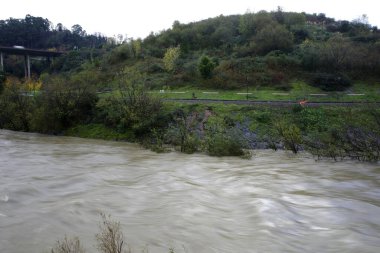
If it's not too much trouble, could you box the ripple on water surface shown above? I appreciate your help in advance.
[0,129,379,253]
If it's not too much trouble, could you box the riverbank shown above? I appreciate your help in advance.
[64,102,380,161]
[0,79,379,161]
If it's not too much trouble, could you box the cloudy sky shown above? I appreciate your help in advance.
[1,0,379,39]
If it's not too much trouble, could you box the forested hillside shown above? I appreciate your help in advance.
[1,10,379,91]
[136,10,380,91]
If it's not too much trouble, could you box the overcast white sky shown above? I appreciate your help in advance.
[1,0,379,39]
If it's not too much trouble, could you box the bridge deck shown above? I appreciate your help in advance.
[0,46,64,57]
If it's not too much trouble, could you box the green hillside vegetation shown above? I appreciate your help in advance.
[48,10,380,93]
[0,10,379,160]
[1,11,380,95]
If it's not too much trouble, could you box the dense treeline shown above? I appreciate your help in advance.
[0,14,107,50]
[40,9,378,92]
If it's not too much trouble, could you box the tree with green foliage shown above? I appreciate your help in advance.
[311,73,351,91]
[71,24,86,36]
[0,81,34,131]
[284,12,306,28]
[204,117,249,157]
[253,23,294,55]
[108,44,132,64]
[98,67,162,135]
[239,11,275,38]
[323,34,355,70]
[166,109,200,154]
[30,74,98,133]
[252,11,276,31]
[274,121,302,153]
[298,39,322,71]
[131,38,142,58]
[239,12,256,37]
[198,56,216,79]
[273,6,285,24]
[163,46,181,72]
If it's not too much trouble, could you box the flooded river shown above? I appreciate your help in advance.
[0,130,379,253]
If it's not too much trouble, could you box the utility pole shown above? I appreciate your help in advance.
[27,54,31,79]
[0,52,3,72]
[24,54,31,79]
[246,76,249,100]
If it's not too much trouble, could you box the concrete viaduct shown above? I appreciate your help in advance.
[0,46,64,79]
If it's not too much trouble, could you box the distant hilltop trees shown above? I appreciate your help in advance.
[0,14,107,50]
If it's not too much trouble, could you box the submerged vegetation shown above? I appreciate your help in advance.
[50,214,176,253]
[0,10,379,161]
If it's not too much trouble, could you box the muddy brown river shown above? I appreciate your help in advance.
[0,130,379,252]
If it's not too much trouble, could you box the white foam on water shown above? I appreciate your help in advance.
[0,194,9,202]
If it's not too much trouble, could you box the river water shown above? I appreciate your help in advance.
[0,130,379,253]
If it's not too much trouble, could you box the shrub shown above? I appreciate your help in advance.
[304,129,346,160]
[254,111,272,124]
[53,50,87,72]
[50,214,177,253]
[97,67,162,135]
[108,44,132,64]
[253,23,294,55]
[265,50,300,70]
[96,97,126,131]
[141,128,169,153]
[274,121,302,153]
[296,108,327,132]
[51,236,86,253]
[96,213,125,253]
[198,55,216,79]
[65,124,134,141]
[343,127,380,161]
[147,63,164,73]
[204,120,249,157]
[165,109,200,154]
[181,134,200,154]
[311,73,351,91]
[304,126,380,161]
[205,131,247,156]
[0,83,34,131]
[31,76,98,133]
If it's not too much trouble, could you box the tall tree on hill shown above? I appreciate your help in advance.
[323,34,355,70]
[163,46,181,72]
[198,56,216,79]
